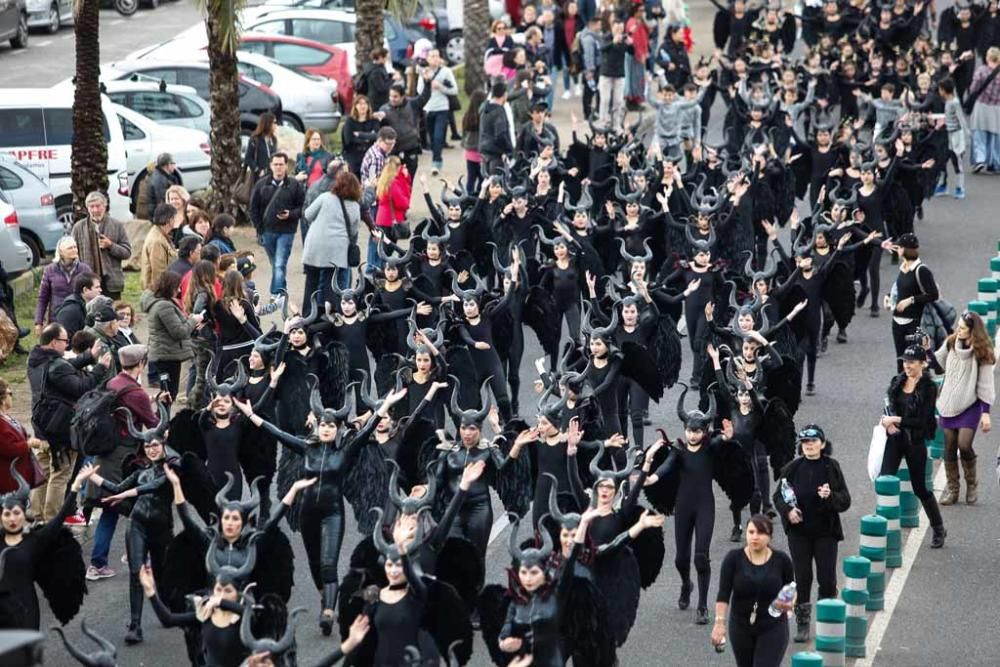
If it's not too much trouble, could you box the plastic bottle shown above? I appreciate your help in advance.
[779,478,798,509]
[769,581,797,618]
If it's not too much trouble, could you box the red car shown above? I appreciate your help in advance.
[238,34,355,109]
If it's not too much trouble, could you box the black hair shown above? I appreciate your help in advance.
[73,271,99,296]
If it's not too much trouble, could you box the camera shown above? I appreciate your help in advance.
[158,372,170,393]
[904,328,927,345]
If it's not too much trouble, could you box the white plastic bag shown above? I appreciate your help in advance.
[868,424,887,482]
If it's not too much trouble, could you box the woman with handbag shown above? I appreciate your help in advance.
[371,156,412,274]
[927,311,996,506]
[303,171,363,308]
[0,379,39,494]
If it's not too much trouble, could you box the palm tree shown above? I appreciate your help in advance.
[355,0,385,71]
[70,0,108,218]
[464,0,490,95]
[200,0,246,215]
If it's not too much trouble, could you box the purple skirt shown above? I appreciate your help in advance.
[939,400,987,431]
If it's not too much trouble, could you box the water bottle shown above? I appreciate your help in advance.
[779,478,798,509]
[714,637,727,654]
[768,582,797,618]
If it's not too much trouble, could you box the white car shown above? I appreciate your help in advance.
[102,80,212,135]
[25,0,72,34]
[111,104,212,199]
[0,192,34,276]
[231,51,341,132]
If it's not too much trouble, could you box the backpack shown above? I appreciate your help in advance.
[71,382,143,456]
[353,66,370,97]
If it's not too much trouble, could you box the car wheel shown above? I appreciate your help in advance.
[282,114,304,132]
[20,233,43,267]
[445,31,464,65]
[47,3,60,34]
[11,14,28,48]
[56,203,75,229]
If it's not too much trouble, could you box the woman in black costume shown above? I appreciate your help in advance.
[234,383,408,634]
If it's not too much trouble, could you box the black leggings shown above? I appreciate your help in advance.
[798,305,822,385]
[505,321,524,414]
[126,519,170,627]
[617,377,649,448]
[748,440,772,515]
[674,497,714,609]
[685,308,709,383]
[786,533,838,605]
[859,245,883,310]
[472,350,512,421]
[943,427,978,462]
[880,431,943,527]
[300,504,346,610]
[728,618,789,667]
[450,494,492,587]
[549,303,581,370]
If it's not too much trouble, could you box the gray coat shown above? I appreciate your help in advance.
[139,291,197,362]
[302,193,359,269]
[70,215,132,295]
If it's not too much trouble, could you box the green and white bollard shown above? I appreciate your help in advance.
[969,300,991,338]
[875,475,902,568]
[898,461,919,528]
[978,279,998,336]
[927,427,944,460]
[860,514,888,611]
[842,556,871,658]
[815,598,847,666]
[991,256,1000,282]
[791,652,824,667]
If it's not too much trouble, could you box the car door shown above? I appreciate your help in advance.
[128,91,191,129]
[117,112,151,178]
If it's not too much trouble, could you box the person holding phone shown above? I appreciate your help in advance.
[249,153,305,300]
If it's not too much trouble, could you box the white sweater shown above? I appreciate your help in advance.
[934,341,996,417]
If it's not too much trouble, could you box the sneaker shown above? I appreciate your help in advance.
[86,565,116,581]
[64,512,86,526]
[806,383,815,396]
[933,183,948,197]
[730,525,742,542]
[124,624,143,645]
[973,163,986,173]
[121,553,128,565]
[954,187,966,199]
[561,90,572,100]
[430,166,440,176]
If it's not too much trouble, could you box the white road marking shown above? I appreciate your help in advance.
[488,513,510,545]
[110,19,124,25]
[855,461,947,666]
[37,40,52,47]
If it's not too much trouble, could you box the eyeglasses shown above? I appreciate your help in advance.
[55,338,69,343]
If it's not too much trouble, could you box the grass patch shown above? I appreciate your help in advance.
[0,270,143,385]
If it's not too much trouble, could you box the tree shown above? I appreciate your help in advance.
[464,0,490,95]
[70,0,108,219]
[355,0,385,72]
[200,0,246,216]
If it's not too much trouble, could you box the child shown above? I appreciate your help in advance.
[935,78,969,199]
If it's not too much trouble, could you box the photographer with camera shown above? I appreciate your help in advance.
[884,233,939,372]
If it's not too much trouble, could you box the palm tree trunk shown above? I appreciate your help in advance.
[355,0,385,71]
[464,0,489,95]
[205,12,242,216]
[71,0,108,219]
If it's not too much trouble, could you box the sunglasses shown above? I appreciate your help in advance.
[798,429,822,439]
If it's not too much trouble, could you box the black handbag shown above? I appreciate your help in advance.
[389,198,411,240]
[338,195,362,267]
[30,361,73,442]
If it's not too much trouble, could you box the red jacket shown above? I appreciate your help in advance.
[375,171,412,229]
[0,414,33,493]
[107,373,158,438]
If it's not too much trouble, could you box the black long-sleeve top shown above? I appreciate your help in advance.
[772,454,851,540]
[716,548,794,628]
[886,372,938,442]
[893,262,938,322]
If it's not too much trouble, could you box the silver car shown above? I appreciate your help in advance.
[0,191,34,277]
[102,80,212,135]
[0,153,64,266]
[25,0,72,33]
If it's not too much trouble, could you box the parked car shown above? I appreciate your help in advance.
[112,104,212,204]
[0,192,34,276]
[236,34,353,109]
[0,0,29,48]
[102,79,212,134]
[430,0,509,65]
[99,59,284,136]
[232,51,341,132]
[25,0,72,33]
[0,153,63,266]
[0,88,131,225]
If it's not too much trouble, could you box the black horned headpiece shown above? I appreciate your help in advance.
[330,271,366,305]
[207,352,248,398]
[618,237,653,265]
[309,375,353,424]
[215,472,264,521]
[613,177,644,205]
[537,389,568,424]
[420,218,452,245]
[588,441,638,485]
[451,270,488,304]
[828,179,859,209]
[676,382,716,431]
[371,506,428,562]
[508,513,553,568]
[744,250,779,285]
[685,222,717,254]
[0,461,30,511]
[792,224,815,258]
[387,460,437,516]
[121,400,171,445]
[564,186,593,214]
[51,622,117,667]
[406,316,445,354]
[252,325,282,363]
[544,473,581,530]
[287,291,320,332]
[206,530,259,586]
[581,300,619,342]
[239,586,305,657]
[378,238,414,268]
[449,375,493,427]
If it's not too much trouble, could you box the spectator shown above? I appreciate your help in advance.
[971,47,1000,172]
[27,323,111,523]
[208,214,237,255]
[462,90,488,194]
[486,19,515,58]
[379,82,431,178]
[185,260,220,410]
[624,2,649,109]
[557,1,584,100]
[244,111,279,182]
[54,271,102,339]
[296,129,335,190]
[140,271,202,404]
[180,210,212,243]
[517,100,560,155]
[115,301,141,346]
[517,4,539,33]
[180,244,222,303]
[84,304,127,377]
[68,329,97,360]
[305,158,346,211]
[85,343,162,583]
[479,82,514,177]
[416,48,459,176]
[359,48,393,111]
[360,127,397,194]
[343,95,383,178]
[35,237,93,334]
[70,191,131,300]
[147,154,182,221]
[0,378,35,494]
[167,236,202,278]
[249,152,305,299]
[579,15,603,120]
[372,156,412,272]
[598,19,634,130]
[165,185,192,246]
[304,170,362,303]
[140,204,179,291]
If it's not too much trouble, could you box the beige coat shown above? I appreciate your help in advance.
[140,226,177,291]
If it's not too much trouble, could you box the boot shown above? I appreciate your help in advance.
[940,460,960,505]
[124,623,143,645]
[678,579,693,610]
[319,582,338,636]
[930,524,947,548]
[961,457,978,504]
[793,603,812,643]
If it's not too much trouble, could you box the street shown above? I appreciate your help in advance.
[3,3,998,666]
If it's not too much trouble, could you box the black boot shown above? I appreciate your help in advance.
[696,607,709,625]
[836,328,847,343]
[124,623,143,645]
[678,579,692,610]
[794,603,812,643]
[319,582,338,635]
[931,524,947,548]
[125,572,144,644]
[730,525,742,542]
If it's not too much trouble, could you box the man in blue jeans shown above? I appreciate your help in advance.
[249,152,305,299]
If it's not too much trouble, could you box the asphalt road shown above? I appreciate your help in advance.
[5,3,998,666]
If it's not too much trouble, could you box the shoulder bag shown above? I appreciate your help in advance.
[432,68,461,112]
[337,195,362,268]
[389,196,411,241]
